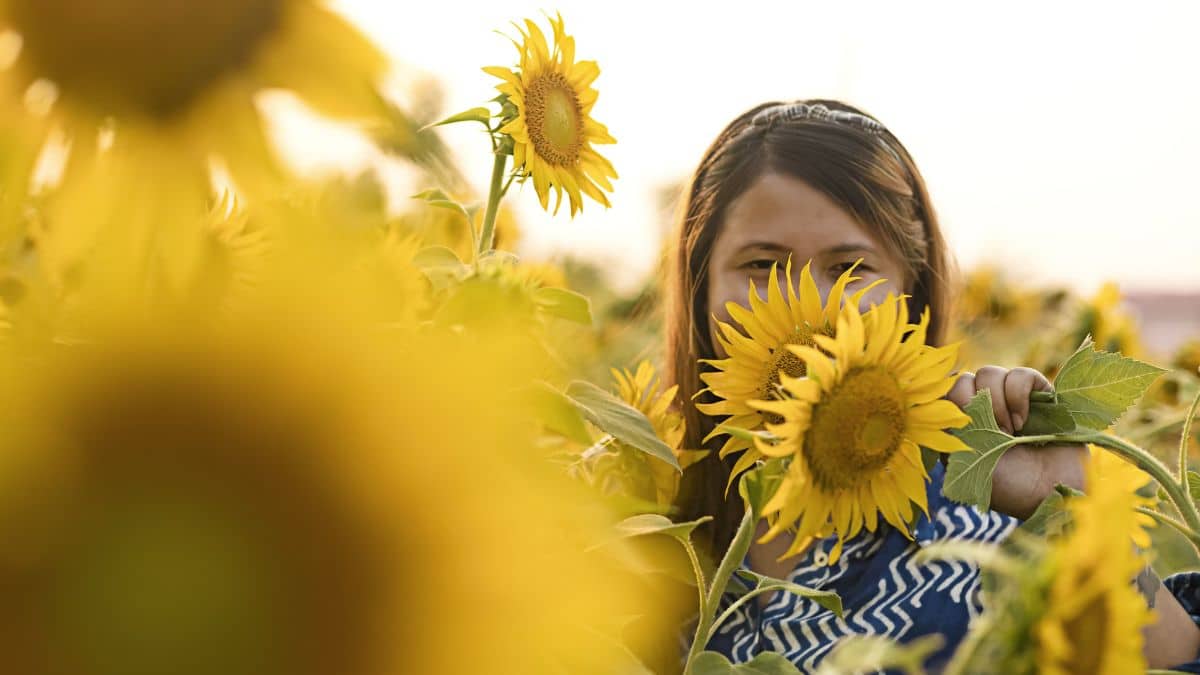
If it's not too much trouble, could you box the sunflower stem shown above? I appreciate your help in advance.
[683,508,755,674]
[1178,388,1200,490]
[477,151,508,258]
[1087,431,1200,545]
[1135,506,1200,549]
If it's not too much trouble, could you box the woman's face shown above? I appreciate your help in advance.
[706,172,909,356]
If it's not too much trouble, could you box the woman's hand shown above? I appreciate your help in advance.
[947,366,1085,520]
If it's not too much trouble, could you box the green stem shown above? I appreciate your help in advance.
[683,508,755,674]
[476,152,508,257]
[706,586,774,647]
[1088,431,1200,540]
[683,542,708,624]
[1136,506,1200,548]
[1180,389,1200,485]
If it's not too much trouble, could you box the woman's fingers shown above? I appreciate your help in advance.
[1003,367,1053,432]
[973,366,1013,433]
[947,372,977,409]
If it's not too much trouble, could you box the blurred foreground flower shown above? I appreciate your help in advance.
[0,0,387,289]
[486,14,616,216]
[943,451,1154,675]
[0,303,649,675]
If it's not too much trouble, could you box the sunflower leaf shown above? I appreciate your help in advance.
[739,458,786,520]
[527,381,592,444]
[611,513,712,545]
[815,634,944,675]
[565,380,681,471]
[426,106,492,129]
[692,651,804,675]
[1188,470,1200,502]
[410,188,471,220]
[1052,337,1165,430]
[733,569,843,617]
[943,389,1017,510]
[1017,484,1076,538]
[1021,398,1078,435]
[412,245,470,290]
[534,287,593,325]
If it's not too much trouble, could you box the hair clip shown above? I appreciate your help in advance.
[751,103,886,135]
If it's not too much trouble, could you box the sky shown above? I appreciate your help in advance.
[269,1,1200,294]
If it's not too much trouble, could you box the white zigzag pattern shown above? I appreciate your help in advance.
[720,500,1018,670]
[717,496,1021,670]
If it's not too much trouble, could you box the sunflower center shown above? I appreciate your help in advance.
[1059,589,1108,675]
[525,72,583,166]
[10,0,284,119]
[759,325,818,424]
[803,367,906,491]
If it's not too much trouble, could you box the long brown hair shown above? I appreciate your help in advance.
[665,99,955,557]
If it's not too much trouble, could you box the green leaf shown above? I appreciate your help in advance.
[1017,485,1075,538]
[738,458,786,519]
[612,513,712,545]
[733,569,843,617]
[692,651,803,675]
[533,287,593,325]
[1053,337,1165,430]
[410,188,470,219]
[412,245,469,290]
[565,380,681,472]
[1021,399,1078,435]
[943,390,1017,510]
[1188,470,1200,502]
[815,634,944,675]
[427,106,492,128]
[527,381,592,445]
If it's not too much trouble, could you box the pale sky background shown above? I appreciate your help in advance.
[269,1,1200,294]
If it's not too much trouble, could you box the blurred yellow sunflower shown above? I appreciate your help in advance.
[0,313,650,675]
[1087,445,1156,548]
[0,0,387,289]
[485,14,616,216]
[1033,450,1153,675]
[752,294,970,562]
[587,361,708,508]
[698,259,879,482]
[1081,282,1143,358]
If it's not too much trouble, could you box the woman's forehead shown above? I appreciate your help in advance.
[719,173,877,254]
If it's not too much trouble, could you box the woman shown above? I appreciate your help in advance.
[664,99,1200,670]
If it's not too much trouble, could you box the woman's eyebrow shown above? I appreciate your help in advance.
[736,241,791,253]
[823,243,877,255]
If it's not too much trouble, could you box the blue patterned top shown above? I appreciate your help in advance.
[704,462,1200,672]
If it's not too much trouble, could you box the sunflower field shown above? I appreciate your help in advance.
[0,5,1197,675]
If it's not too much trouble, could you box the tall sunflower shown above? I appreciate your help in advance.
[751,294,970,562]
[698,259,881,483]
[0,0,387,289]
[1031,450,1154,675]
[485,14,616,216]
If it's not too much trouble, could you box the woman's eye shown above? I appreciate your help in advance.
[742,258,777,271]
[831,261,872,276]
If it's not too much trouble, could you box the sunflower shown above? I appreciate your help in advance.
[1032,450,1154,675]
[698,259,881,483]
[1087,445,1157,548]
[0,310,649,675]
[750,294,970,562]
[586,361,709,507]
[1079,282,1143,358]
[485,14,616,216]
[0,0,387,289]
